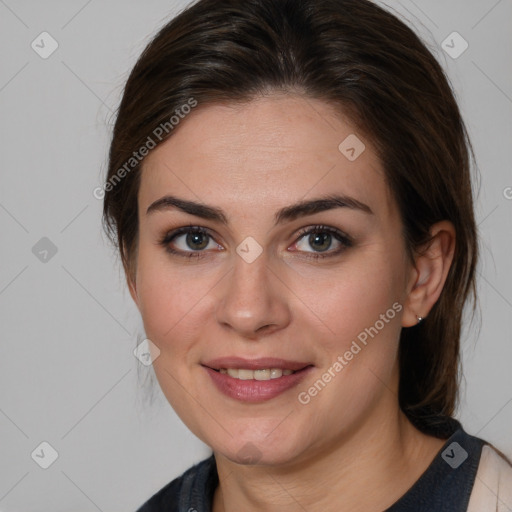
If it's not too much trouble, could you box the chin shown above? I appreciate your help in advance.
[212,431,307,467]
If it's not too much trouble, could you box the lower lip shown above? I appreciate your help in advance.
[203,366,313,403]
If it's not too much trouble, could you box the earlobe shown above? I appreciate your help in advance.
[402,221,456,328]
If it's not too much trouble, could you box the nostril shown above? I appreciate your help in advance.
[255,323,276,334]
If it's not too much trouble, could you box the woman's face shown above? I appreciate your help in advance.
[131,94,417,465]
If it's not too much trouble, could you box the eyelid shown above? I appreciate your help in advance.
[158,225,224,257]
[289,224,353,257]
[160,225,207,242]
[293,224,353,244]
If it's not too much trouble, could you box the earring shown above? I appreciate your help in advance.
[416,315,424,324]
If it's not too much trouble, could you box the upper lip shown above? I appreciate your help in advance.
[202,357,313,371]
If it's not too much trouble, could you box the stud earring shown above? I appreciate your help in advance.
[416,315,424,324]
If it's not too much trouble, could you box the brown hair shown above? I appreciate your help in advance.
[103,0,478,436]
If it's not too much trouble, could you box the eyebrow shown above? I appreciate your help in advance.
[146,194,373,224]
[147,195,228,223]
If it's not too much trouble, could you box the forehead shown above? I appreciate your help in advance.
[139,94,394,220]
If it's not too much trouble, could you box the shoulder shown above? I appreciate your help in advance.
[467,444,512,511]
[135,454,217,512]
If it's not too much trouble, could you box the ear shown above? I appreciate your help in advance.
[402,220,456,327]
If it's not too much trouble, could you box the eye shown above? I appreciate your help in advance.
[159,226,223,256]
[290,225,352,257]
[300,231,334,252]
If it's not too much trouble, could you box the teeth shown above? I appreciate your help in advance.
[254,369,270,380]
[238,369,253,380]
[270,368,282,379]
[218,368,295,380]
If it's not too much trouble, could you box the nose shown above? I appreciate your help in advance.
[215,252,291,339]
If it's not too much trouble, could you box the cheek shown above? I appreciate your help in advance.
[291,263,404,428]
[133,251,217,419]
[286,250,406,415]
[135,247,216,346]
[291,254,404,343]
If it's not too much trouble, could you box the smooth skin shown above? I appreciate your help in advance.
[128,93,456,511]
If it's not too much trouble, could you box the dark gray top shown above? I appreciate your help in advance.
[136,419,485,512]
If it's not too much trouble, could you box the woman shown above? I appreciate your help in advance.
[102,0,512,510]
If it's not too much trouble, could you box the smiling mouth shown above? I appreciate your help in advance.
[205,362,314,382]
[203,360,314,402]
[214,368,296,380]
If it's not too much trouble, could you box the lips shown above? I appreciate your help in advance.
[202,357,314,402]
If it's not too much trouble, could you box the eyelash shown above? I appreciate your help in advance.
[158,224,353,260]
[293,225,353,260]
[158,226,215,260]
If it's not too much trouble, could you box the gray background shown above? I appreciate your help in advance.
[0,0,511,510]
